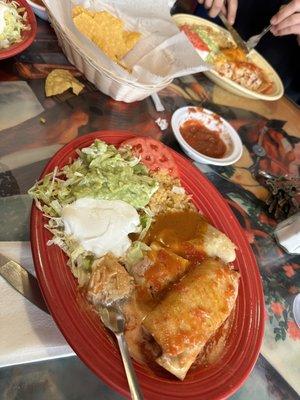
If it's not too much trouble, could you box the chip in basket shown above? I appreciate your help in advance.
[45,69,84,97]
[72,6,141,63]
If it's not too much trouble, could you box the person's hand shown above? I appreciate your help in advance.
[271,0,300,41]
[197,0,238,25]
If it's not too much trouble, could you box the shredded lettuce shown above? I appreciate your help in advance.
[138,213,152,241]
[45,217,94,286]
[192,26,219,54]
[124,241,150,270]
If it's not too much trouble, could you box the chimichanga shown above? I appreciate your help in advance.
[180,223,236,264]
[142,258,239,380]
[131,242,190,299]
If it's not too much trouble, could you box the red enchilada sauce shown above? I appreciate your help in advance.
[180,119,226,158]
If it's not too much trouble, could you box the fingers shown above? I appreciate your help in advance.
[208,0,224,18]
[199,0,237,24]
[203,0,214,11]
[270,0,300,37]
[271,0,300,25]
[271,13,300,35]
[274,12,300,30]
[226,0,238,24]
[272,24,300,36]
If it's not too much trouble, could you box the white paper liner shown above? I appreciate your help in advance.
[43,0,210,85]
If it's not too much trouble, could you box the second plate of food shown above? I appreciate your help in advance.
[30,131,264,400]
[173,14,283,101]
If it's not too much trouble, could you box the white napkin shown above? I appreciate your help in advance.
[0,241,75,368]
[274,212,300,254]
[0,82,44,131]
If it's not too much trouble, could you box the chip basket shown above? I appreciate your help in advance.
[46,9,173,102]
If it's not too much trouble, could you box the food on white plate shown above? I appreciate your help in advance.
[0,0,30,49]
[180,23,273,94]
[180,24,221,60]
[29,137,239,379]
[213,48,273,93]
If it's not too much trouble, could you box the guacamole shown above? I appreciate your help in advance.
[29,139,159,216]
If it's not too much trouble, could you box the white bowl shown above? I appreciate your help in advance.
[171,106,243,166]
[27,0,48,21]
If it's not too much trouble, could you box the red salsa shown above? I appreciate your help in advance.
[180,119,227,159]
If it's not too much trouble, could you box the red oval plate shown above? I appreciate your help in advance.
[31,131,265,400]
[0,0,37,60]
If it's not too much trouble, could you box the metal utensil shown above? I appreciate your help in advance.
[0,253,49,314]
[99,305,144,400]
[246,25,272,51]
[219,13,249,54]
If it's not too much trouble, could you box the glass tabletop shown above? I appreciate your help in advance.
[0,17,299,400]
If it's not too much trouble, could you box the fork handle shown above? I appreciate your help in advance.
[116,332,144,400]
[259,24,272,38]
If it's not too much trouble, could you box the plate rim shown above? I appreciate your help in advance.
[30,130,265,400]
[172,13,284,101]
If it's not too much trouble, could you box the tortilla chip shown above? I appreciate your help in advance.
[93,11,123,30]
[45,69,84,97]
[73,13,96,41]
[72,7,141,63]
[72,5,94,18]
[123,31,140,49]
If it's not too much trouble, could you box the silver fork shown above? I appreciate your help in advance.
[246,25,272,51]
[98,305,144,400]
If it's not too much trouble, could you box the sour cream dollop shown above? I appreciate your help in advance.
[61,198,140,258]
